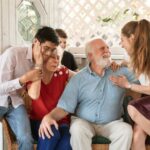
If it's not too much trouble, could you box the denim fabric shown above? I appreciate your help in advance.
[30,119,71,150]
[0,104,33,150]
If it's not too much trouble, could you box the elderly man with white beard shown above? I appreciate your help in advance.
[38,38,140,150]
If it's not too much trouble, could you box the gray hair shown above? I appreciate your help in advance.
[85,37,102,60]
[85,41,93,57]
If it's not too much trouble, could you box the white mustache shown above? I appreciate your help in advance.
[96,57,111,68]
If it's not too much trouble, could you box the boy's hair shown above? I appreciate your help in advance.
[35,26,59,45]
[55,29,68,39]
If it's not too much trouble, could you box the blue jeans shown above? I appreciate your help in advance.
[30,120,72,150]
[0,105,33,150]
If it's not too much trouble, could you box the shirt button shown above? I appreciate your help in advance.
[96,114,98,116]
[98,102,100,104]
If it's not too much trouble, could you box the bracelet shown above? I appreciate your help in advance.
[34,63,43,67]
[34,66,42,70]
[34,64,42,70]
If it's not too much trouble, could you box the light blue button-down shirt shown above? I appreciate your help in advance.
[57,65,139,124]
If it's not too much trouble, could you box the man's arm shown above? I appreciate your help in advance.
[0,49,21,94]
[39,107,69,139]
[39,74,79,139]
[0,42,42,96]
[0,67,42,95]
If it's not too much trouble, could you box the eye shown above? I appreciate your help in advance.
[57,56,60,60]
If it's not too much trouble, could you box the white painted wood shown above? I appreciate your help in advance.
[44,0,50,26]
[16,0,25,45]
[53,0,59,28]
[40,0,45,6]
[2,0,9,51]
[30,0,48,25]
[18,0,48,25]
[9,0,16,46]
[0,0,2,54]
[49,0,54,27]
[48,0,59,28]
[0,0,59,52]
[16,0,22,8]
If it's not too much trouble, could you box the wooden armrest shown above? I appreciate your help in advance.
[2,119,16,150]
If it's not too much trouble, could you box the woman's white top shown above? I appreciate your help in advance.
[139,74,150,86]
[123,51,150,86]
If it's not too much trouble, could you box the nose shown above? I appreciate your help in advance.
[107,49,110,53]
[105,47,111,56]
[54,57,59,63]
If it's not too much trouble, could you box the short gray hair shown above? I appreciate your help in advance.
[85,40,93,57]
[85,37,102,57]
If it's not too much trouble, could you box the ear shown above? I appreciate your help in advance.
[33,38,40,44]
[130,34,135,41]
[87,52,93,61]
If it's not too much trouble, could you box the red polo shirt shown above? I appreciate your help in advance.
[30,66,70,125]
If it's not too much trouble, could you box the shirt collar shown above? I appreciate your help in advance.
[87,63,93,74]
[86,63,106,77]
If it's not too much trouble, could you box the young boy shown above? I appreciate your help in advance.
[55,29,78,71]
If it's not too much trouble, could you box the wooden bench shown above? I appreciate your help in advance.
[2,95,150,150]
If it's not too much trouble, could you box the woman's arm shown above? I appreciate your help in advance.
[110,75,150,95]
[129,83,150,95]
[27,77,41,100]
[27,67,42,100]
[28,41,43,99]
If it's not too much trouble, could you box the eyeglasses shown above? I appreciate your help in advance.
[42,46,56,56]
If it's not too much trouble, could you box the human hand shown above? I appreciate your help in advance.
[19,69,42,84]
[110,61,120,72]
[39,114,58,139]
[109,75,131,89]
[33,40,43,66]
[17,88,27,98]
[120,60,129,67]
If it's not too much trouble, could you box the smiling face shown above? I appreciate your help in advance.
[88,39,111,68]
[59,37,67,49]
[120,33,134,56]
[45,50,60,73]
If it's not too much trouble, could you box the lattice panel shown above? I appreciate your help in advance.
[58,0,150,47]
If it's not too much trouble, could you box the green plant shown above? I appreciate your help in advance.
[97,8,139,25]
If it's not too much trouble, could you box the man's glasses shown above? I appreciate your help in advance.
[42,46,56,56]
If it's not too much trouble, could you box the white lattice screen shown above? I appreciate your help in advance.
[58,0,150,47]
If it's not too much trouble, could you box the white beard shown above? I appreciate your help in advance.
[96,57,111,68]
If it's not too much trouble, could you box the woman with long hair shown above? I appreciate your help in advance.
[110,19,150,150]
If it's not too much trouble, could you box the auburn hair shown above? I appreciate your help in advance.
[122,19,150,79]
[55,29,68,39]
